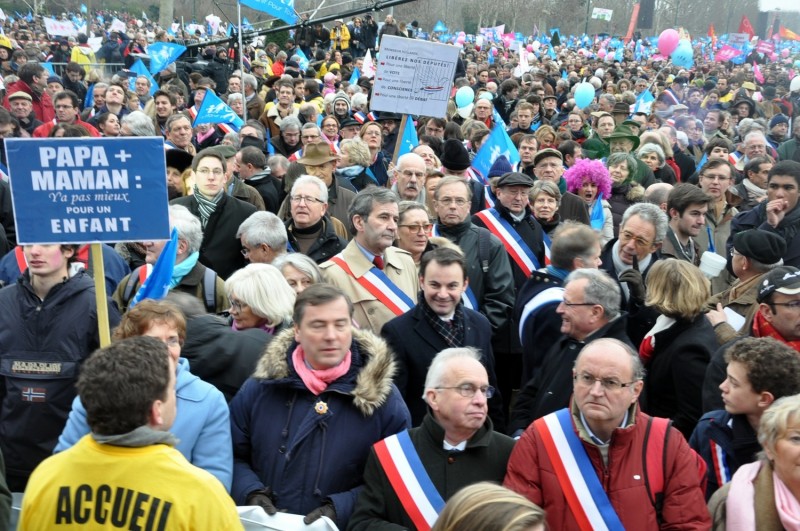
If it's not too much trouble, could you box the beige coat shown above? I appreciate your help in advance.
[321,240,419,333]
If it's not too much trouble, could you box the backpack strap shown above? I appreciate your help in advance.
[477,227,491,273]
[642,416,671,526]
[202,267,218,313]
[121,265,148,309]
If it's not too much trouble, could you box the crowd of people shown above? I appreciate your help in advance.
[1,6,800,530]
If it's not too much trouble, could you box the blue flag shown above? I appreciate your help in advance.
[633,88,654,114]
[396,115,418,158]
[239,0,297,25]
[41,62,56,76]
[80,3,87,13]
[242,17,253,31]
[590,192,605,230]
[130,227,178,308]
[547,46,556,59]
[265,125,275,155]
[349,67,361,85]
[295,47,309,70]
[147,42,187,75]
[433,20,447,32]
[471,123,520,179]
[193,89,243,132]
[696,153,708,172]
[84,83,94,110]
[129,59,159,95]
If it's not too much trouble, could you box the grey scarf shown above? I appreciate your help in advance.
[93,425,180,448]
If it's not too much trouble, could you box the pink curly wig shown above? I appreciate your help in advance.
[564,158,612,199]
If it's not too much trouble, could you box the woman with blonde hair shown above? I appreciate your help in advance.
[225,263,295,333]
[431,482,545,531]
[639,259,719,438]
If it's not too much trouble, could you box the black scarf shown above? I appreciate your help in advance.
[420,295,465,347]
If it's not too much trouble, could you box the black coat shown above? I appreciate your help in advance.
[381,304,504,429]
[640,314,718,439]
[245,169,283,214]
[508,315,632,436]
[286,216,346,264]
[171,193,257,279]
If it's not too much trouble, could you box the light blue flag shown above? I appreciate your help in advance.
[84,83,94,110]
[696,153,708,172]
[240,0,297,25]
[97,14,104,24]
[41,62,55,76]
[590,192,605,230]
[130,227,178,308]
[396,115,418,158]
[129,59,159,95]
[295,47,309,70]
[433,20,447,33]
[471,123,520,179]
[614,48,623,61]
[148,42,187,75]
[193,89,244,132]
[349,66,361,85]
[265,125,275,155]
[242,17,253,31]
[80,3,87,12]
[633,88,654,114]
[547,46,556,59]
[227,24,234,37]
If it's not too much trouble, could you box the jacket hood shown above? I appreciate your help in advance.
[253,327,396,416]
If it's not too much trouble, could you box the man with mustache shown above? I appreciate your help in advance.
[391,153,427,204]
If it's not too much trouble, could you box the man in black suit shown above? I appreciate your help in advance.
[381,247,504,429]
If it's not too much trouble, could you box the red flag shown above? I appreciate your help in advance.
[780,26,800,41]
[708,24,717,48]
[739,15,755,39]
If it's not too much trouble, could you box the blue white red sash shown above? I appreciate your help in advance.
[710,439,732,487]
[534,408,625,531]
[484,185,495,209]
[329,255,414,316]
[431,224,479,310]
[518,286,564,342]
[474,208,540,276]
[543,231,552,265]
[373,430,445,530]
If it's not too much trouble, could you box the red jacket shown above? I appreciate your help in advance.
[32,119,100,138]
[504,405,711,531]
[2,79,55,123]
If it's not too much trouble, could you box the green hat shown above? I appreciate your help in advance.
[606,125,640,151]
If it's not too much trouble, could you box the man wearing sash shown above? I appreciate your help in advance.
[504,338,710,530]
[321,187,419,333]
[381,247,505,428]
[349,347,515,531]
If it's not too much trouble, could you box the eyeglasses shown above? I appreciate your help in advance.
[196,168,225,177]
[163,337,182,348]
[290,195,324,204]
[619,230,653,249]
[770,300,800,310]
[574,373,637,391]
[436,383,495,399]
[437,197,469,206]
[399,223,432,233]
[561,299,597,307]
[229,298,248,312]
[500,189,529,198]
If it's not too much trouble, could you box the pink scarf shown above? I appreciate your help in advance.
[774,470,800,529]
[291,344,351,395]
[727,460,800,530]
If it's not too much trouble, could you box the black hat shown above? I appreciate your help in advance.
[672,76,688,85]
[542,94,557,100]
[285,60,300,69]
[339,117,360,129]
[532,148,563,167]
[165,149,194,173]
[375,111,401,122]
[734,229,786,265]
[496,172,534,188]
[612,101,631,115]
[758,265,800,303]
[440,139,471,171]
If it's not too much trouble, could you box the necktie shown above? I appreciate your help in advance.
[372,256,384,270]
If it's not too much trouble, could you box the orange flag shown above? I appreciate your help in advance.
[708,24,717,48]
[780,26,800,41]
[739,15,755,39]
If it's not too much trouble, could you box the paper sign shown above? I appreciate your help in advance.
[237,507,338,531]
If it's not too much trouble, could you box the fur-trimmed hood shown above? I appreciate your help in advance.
[252,327,396,416]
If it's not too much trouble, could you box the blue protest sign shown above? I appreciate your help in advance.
[7,138,170,244]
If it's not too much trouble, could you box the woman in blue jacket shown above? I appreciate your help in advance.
[54,299,233,491]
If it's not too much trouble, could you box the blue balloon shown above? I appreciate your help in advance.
[455,86,475,108]
[574,82,595,110]
[671,39,694,68]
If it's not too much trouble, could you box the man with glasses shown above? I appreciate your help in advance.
[171,148,257,279]
[33,90,99,137]
[321,187,418,333]
[349,346,514,530]
[506,337,710,530]
[391,153,427,203]
[285,175,346,264]
[381,247,505,426]
[509,269,631,436]
[297,142,357,223]
[600,202,668,346]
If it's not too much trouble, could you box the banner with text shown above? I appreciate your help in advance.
[592,8,613,21]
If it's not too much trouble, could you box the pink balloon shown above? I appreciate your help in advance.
[597,48,607,58]
[658,29,680,56]
[526,44,533,52]
[770,52,778,61]
[782,48,791,58]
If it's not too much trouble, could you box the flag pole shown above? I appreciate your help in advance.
[238,1,247,121]
[391,114,409,170]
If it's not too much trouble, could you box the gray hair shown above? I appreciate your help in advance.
[236,211,288,250]
[280,116,302,132]
[241,73,257,91]
[227,93,244,104]
[396,152,426,173]
[169,205,203,254]
[351,93,368,111]
[222,132,240,149]
[564,268,621,320]
[422,347,483,402]
[758,394,800,454]
[224,263,296,326]
[530,180,562,205]
[267,154,290,173]
[301,122,322,135]
[273,252,323,284]
[136,75,151,87]
[550,222,601,270]
[242,119,266,140]
[348,187,400,235]
[121,111,156,136]
[606,152,638,176]
[339,138,372,167]
[576,338,645,381]
[291,175,328,203]
[621,202,669,243]
[637,143,665,167]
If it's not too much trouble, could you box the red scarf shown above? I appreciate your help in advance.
[752,311,800,351]
[291,344,352,395]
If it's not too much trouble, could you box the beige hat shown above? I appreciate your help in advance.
[8,91,32,102]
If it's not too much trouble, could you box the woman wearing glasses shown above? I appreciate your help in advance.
[639,259,719,439]
[359,121,390,186]
[225,263,296,333]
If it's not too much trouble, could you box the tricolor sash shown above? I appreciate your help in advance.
[475,208,540,276]
[543,231,552,265]
[373,430,445,530]
[534,408,625,531]
[484,185,495,209]
[431,225,480,310]
[518,286,564,342]
[710,439,731,487]
[329,256,414,316]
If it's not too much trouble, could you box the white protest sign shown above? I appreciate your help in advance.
[110,18,127,33]
[592,8,613,21]
[43,17,79,37]
[88,36,103,52]
[728,33,749,46]
[370,36,459,118]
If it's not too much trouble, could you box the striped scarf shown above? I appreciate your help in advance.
[193,186,224,228]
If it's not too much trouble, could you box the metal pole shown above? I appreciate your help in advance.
[674,0,678,28]
[585,0,591,35]
[238,0,247,121]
